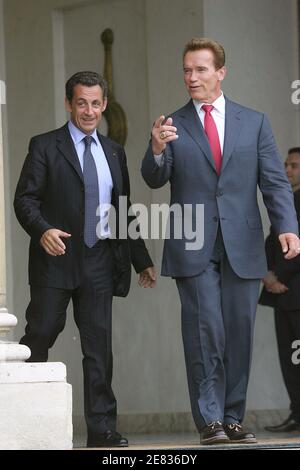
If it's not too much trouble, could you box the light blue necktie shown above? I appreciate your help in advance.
[83,136,99,247]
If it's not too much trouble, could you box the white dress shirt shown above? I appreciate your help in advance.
[193,91,225,152]
[154,92,225,167]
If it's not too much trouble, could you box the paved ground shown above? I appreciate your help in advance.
[74,431,300,450]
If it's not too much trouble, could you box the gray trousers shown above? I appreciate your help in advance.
[176,230,260,432]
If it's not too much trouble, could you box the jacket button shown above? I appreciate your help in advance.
[213,216,218,221]
[216,190,223,197]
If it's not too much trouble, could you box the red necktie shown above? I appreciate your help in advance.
[202,104,222,175]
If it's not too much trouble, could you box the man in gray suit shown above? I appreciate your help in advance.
[141,38,300,445]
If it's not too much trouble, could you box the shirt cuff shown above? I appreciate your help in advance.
[154,152,164,167]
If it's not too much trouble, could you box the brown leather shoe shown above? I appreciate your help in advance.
[200,421,230,445]
[224,423,257,443]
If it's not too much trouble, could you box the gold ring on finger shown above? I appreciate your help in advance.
[160,131,166,140]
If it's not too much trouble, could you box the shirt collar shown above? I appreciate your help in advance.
[68,120,99,145]
[193,92,225,116]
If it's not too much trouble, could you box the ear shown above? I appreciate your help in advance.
[65,97,72,113]
[218,66,227,82]
[102,97,108,112]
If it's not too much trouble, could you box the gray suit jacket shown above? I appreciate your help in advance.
[141,98,298,279]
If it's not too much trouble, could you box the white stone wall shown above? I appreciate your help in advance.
[2,0,299,426]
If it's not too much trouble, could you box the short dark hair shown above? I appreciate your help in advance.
[65,71,108,102]
[183,37,225,70]
[288,147,300,155]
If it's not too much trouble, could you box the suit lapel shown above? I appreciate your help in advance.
[56,123,84,182]
[221,98,243,173]
[56,124,123,194]
[178,100,217,173]
[98,133,123,195]
[178,98,244,175]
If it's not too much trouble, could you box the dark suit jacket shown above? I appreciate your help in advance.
[142,98,298,279]
[14,123,153,296]
[259,190,300,310]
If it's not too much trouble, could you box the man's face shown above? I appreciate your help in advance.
[183,49,226,103]
[65,84,107,134]
[285,153,300,191]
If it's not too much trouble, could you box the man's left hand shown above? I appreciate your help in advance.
[138,267,157,288]
[278,233,300,259]
[265,280,289,294]
[262,270,278,289]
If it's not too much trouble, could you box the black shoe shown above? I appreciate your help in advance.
[87,430,129,448]
[265,415,300,433]
[200,421,230,445]
[224,423,257,444]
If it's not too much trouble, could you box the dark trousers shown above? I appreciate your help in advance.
[176,230,260,432]
[274,307,300,422]
[20,240,116,435]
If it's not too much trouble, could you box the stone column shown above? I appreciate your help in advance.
[0,80,73,450]
[0,79,6,311]
[0,80,31,360]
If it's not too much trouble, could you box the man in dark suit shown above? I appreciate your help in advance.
[141,38,300,445]
[260,148,300,433]
[14,71,156,448]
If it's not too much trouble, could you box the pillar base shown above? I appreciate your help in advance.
[0,362,72,449]
[0,307,17,334]
[0,341,31,361]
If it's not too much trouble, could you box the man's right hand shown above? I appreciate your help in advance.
[40,229,71,256]
[151,115,178,155]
